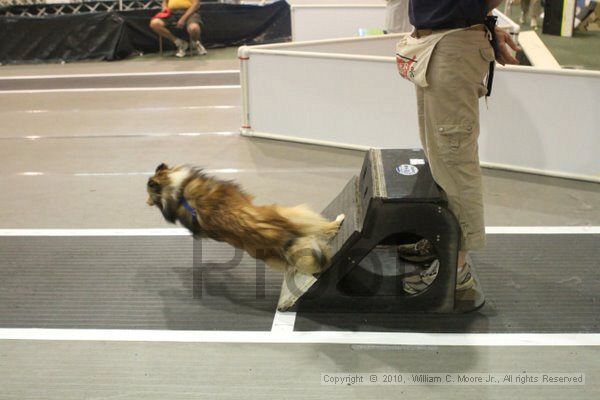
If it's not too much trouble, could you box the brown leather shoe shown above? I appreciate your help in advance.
[402,257,486,313]
[397,239,437,264]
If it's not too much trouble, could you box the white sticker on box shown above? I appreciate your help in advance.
[396,164,419,176]
[410,159,425,165]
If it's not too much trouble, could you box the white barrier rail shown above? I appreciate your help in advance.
[518,31,561,69]
[238,34,600,182]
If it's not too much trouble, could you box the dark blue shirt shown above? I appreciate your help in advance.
[409,0,489,29]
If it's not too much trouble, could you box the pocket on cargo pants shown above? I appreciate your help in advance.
[435,124,478,165]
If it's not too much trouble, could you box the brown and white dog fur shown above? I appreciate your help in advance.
[146,163,345,274]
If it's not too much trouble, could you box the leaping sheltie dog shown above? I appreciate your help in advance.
[146,163,345,274]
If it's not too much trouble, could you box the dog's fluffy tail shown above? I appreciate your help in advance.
[284,236,331,275]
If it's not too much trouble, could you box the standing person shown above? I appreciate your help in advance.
[150,0,207,58]
[397,0,520,311]
[521,0,542,28]
[385,0,413,33]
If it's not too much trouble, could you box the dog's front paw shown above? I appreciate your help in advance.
[335,213,345,224]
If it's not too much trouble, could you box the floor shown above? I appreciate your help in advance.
[502,0,600,70]
[1,48,599,399]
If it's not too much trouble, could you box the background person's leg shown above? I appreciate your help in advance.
[520,0,531,23]
[149,18,178,44]
[187,22,201,42]
[186,14,207,55]
[530,0,542,27]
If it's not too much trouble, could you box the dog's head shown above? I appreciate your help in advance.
[146,163,171,208]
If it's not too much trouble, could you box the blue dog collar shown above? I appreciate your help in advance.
[180,197,197,217]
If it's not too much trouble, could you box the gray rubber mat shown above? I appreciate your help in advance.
[295,234,600,333]
[1,72,239,91]
[0,236,281,330]
[2,234,598,333]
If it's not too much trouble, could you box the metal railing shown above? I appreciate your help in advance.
[0,0,164,16]
[0,0,253,17]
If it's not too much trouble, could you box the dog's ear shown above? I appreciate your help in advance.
[147,178,161,191]
[155,163,168,173]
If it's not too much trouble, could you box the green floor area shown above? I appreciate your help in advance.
[536,30,600,69]
[501,1,600,70]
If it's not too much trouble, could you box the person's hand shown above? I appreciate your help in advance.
[176,18,186,29]
[495,27,521,65]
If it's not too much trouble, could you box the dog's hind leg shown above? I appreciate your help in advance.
[321,213,345,240]
[285,236,331,275]
[245,247,288,271]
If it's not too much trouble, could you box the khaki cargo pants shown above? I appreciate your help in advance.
[415,29,495,251]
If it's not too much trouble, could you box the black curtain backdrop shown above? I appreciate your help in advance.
[0,1,291,64]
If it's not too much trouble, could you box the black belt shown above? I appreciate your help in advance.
[414,25,485,38]
[415,19,485,30]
